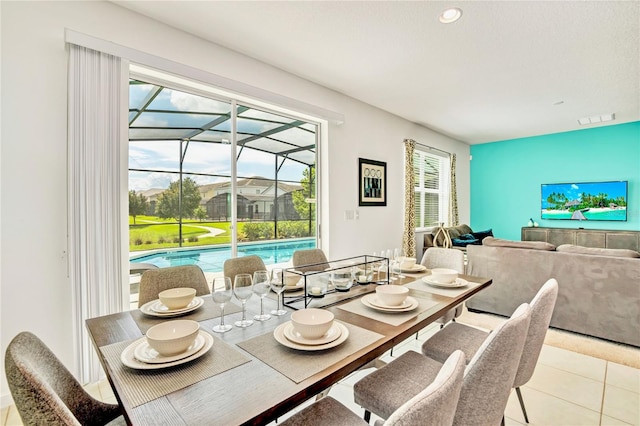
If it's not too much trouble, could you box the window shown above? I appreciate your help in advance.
[128,75,319,257]
[413,149,450,229]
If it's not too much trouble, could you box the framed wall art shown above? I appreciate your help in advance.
[358,158,387,206]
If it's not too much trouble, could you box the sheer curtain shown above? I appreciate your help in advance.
[402,139,416,258]
[68,44,128,383]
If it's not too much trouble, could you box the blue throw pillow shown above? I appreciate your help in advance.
[452,237,479,247]
[471,229,494,243]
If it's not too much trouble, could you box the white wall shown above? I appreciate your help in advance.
[0,1,469,405]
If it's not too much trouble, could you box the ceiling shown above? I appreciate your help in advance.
[113,1,640,144]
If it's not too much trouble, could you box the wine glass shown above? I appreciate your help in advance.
[386,249,397,281]
[270,268,287,316]
[233,273,254,327]
[211,276,232,333]
[253,270,271,321]
[394,248,406,279]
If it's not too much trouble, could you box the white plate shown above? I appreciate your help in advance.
[133,333,206,364]
[140,297,204,317]
[151,297,201,313]
[367,296,414,310]
[121,331,213,370]
[422,277,469,288]
[361,295,419,313]
[274,321,349,351]
[284,322,342,346]
[399,264,427,273]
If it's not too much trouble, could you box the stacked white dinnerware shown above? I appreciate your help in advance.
[422,268,468,288]
[361,284,419,312]
[273,308,349,351]
[121,319,214,369]
[140,287,204,318]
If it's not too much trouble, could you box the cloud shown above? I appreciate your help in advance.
[170,91,229,112]
[571,184,579,190]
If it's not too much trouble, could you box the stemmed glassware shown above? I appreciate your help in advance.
[211,276,233,333]
[269,268,287,316]
[386,249,397,281]
[394,247,406,279]
[233,273,254,328]
[253,270,271,321]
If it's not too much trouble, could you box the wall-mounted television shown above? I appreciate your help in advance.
[541,181,628,221]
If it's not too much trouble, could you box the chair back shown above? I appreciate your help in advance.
[384,350,466,426]
[514,278,559,388]
[5,332,122,426]
[420,248,465,274]
[292,249,330,273]
[138,265,210,307]
[223,255,267,283]
[453,303,532,426]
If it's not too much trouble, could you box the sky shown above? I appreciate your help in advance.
[128,82,314,191]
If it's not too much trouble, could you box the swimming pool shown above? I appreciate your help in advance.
[130,238,316,272]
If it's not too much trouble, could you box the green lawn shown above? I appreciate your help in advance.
[129,218,231,251]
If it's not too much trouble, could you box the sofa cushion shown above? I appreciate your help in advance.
[431,224,473,246]
[482,237,556,251]
[556,244,640,258]
[452,234,479,247]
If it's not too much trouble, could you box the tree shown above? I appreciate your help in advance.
[129,190,149,224]
[194,206,208,221]
[292,167,315,220]
[156,177,202,220]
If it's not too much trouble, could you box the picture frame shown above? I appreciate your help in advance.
[358,158,387,206]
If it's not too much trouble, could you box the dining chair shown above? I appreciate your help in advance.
[421,278,559,423]
[292,248,330,273]
[5,331,125,426]
[420,247,466,327]
[223,255,267,283]
[281,350,466,426]
[138,264,211,307]
[354,303,532,426]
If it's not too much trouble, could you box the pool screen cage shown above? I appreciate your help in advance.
[128,78,318,246]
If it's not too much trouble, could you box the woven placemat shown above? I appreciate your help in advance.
[100,331,250,407]
[130,298,243,333]
[236,321,383,384]
[406,278,483,297]
[337,296,440,326]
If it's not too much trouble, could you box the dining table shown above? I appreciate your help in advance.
[86,268,492,425]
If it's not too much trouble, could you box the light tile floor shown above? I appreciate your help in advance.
[3,322,639,426]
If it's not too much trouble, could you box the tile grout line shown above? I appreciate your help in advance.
[599,361,608,426]
[521,383,603,417]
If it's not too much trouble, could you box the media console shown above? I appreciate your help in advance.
[521,226,640,251]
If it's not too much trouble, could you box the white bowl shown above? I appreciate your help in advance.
[146,320,200,356]
[375,285,409,306]
[291,308,334,339]
[158,287,196,310]
[400,257,417,269]
[430,268,459,284]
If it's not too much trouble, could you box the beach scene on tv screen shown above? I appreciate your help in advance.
[541,181,627,221]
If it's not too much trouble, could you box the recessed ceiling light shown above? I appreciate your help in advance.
[439,8,462,24]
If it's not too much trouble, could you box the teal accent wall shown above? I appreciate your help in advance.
[470,121,640,241]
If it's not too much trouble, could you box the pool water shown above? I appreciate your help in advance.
[130,238,316,272]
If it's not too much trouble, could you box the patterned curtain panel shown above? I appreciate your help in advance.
[403,139,416,258]
[448,153,459,226]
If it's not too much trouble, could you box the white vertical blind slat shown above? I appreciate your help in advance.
[68,45,126,383]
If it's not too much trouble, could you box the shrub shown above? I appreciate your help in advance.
[134,238,143,246]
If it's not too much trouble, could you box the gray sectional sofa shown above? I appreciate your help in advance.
[465,237,640,347]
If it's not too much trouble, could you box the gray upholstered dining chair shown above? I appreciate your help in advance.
[138,264,210,307]
[422,278,559,423]
[354,303,532,426]
[223,255,267,283]
[280,350,466,426]
[420,247,466,327]
[5,331,125,426]
[292,248,330,273]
